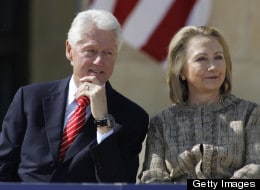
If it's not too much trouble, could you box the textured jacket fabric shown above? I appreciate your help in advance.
[140,95,260,183]
[0,76,149,183]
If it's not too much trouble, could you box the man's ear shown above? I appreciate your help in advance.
[65,40,73,61]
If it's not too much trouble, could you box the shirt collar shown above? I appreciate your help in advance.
[67,75,78,105]
[67,75,107,105]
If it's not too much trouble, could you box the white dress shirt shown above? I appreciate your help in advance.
[63,76,113,144]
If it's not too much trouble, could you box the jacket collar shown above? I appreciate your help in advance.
[42,77,70,161]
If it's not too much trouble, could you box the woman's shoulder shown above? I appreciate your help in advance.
[225,94,259,108]
[215,95,260,121]
[150,94,260,121]
[150,104,183,122]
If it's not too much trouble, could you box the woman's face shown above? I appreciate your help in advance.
[182,36,226,96]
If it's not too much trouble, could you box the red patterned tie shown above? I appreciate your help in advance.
[59,96,90,160]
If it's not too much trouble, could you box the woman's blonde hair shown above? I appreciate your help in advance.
[166,25,232,104]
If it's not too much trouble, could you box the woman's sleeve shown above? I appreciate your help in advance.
[231,105,260,179]
[139,115,172,183]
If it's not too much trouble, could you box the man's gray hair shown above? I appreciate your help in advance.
[67,9,122,51]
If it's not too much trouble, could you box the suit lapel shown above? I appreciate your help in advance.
[62,81,117,162]
[42,77,70,161]
[59,81,124,162]
[63,116,96,162]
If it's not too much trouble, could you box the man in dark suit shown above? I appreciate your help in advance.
[0,9,149,183]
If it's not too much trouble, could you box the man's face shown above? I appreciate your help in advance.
[66,26,118,86]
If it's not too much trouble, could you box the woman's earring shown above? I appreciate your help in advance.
[180,73,186,81]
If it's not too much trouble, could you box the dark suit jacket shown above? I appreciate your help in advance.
[0,76,149,183]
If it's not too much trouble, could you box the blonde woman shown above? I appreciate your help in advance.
[139,26,260,183]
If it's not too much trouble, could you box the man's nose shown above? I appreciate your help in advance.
[92,53,104,65]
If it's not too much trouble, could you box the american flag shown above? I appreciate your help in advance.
[87,0,212,64]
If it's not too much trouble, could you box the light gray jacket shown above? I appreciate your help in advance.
[140,95,260,183]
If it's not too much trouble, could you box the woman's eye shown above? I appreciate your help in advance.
[215,55,224,60]
[197,57,207,61]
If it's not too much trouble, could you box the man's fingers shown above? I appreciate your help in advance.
[79,76,102,85]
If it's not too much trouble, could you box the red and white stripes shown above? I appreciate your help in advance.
[59,96,89,160]
[88,0,212,63]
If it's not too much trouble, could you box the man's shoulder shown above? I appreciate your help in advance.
[24,77,69,88]
[21,77,70,93]
[106,82,148,117]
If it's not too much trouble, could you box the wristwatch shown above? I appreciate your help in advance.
[94,114,115,128]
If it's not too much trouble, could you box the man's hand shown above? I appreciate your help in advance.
[75,76,108,120]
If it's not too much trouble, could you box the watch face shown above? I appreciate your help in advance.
[94,114,115,127]
[106,114,115,127]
